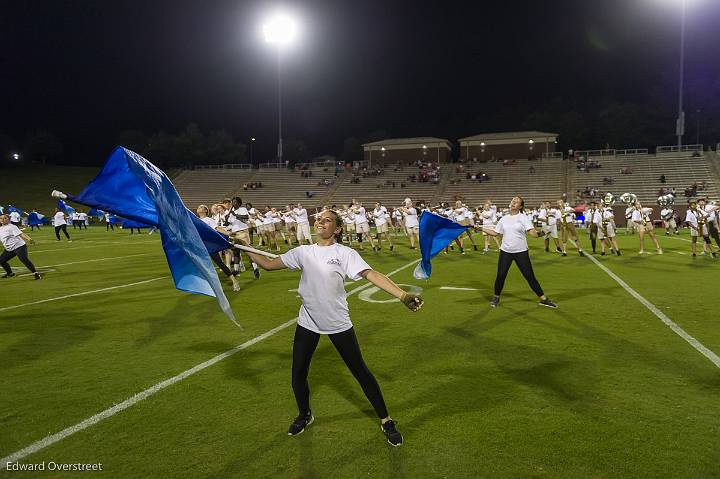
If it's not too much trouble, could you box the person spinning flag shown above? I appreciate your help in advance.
[243,209,423,446]
[0,214,41,280]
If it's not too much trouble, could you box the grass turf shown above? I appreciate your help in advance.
[1,226,719,478]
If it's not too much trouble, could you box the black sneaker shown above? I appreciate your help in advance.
[381,420,403,447]
[579,250,585,257]
[389,245,394,251]
[601,252,605,256]
[473,245,478,251]
[539,298,558,309]
[253,268,260,279]
[2,272,16,278]
[616,250,621,256]
[545,247,549,252]
[34,272,42,280]
[490,295,500,308]
[288,412,314,436]
[561,252,567,257]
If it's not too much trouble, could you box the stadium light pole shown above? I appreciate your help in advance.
[263,13,298,165]
[249,137,256,165]
[675,0,687,149]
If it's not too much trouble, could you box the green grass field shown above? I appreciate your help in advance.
[1,226,719,478]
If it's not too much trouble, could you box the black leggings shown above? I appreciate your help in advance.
[494,250,544,297]
[0,245,37,275]
[55,224,70,240]
[292,324,388,418]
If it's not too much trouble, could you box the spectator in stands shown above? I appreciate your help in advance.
[528,166,536,174]
[660,174,667,184]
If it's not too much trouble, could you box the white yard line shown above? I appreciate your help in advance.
[584,253,720,369]
[42,253,154,268]
[32,243,151,254]
[0,277,169,313]
[440,286,480,291]
[0,258,420,468]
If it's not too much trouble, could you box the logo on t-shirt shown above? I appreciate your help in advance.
[326,258,342,266]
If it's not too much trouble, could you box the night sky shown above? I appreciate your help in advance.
[2,0,719,164]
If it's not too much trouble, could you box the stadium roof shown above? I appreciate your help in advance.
[458,131,558,142]
[362,137,451,149]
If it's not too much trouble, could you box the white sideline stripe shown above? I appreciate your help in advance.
[0,277,168,313]
[33,244,150,254]
[43,253,154,268]
[585,253,720,369]
[440,286,479,291]
[0,258,420,468]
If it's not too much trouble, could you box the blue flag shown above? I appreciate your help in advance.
[7,205,23,214]
[57,199,75,216]
[119,217,152,229]
[65,146,240,327]
[87,208,105,218]
[28,212,43,226]
[413,212,469,279]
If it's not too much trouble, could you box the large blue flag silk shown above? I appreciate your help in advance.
[61,146,240,328]
[413,212,469,280]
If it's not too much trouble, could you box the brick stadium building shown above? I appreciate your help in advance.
[458,131,558,161]
[362,137,452,166]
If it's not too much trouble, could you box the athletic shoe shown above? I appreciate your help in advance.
[473,245,478,251]
[657,249,663,255]
[288,412,314,436]
[579,250,585,257]
[490,295,500,308]
[616,250,621,256]
[539,298,558,308]
[381,420,403,447]
[34,272,42,280]
[67,240,72,242]
[389,245,394,251]
[561,252,567,257]
[253,268,261,279]
[1,273,16,278]
[601,252,605,256]
[693,253,697,257]
[556,247,562,253]
[545,247,549,252]
[239,262,246,272]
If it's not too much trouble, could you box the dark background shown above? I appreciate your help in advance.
[1,0,719,166]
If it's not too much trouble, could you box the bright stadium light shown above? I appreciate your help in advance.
[11,153,20,161]
[262,11,300,164]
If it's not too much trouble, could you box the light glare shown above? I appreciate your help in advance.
[263,14,298,45]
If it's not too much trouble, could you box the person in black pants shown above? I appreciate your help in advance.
[0,214,41,280]
[245,209,423,447]
[53,208,71,241]
[483,196,557,309]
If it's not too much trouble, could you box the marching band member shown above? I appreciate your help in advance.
[624,204,636,235]
[631,201,663,255]
[686,199,716,257]
[480,200,501,254]
[391,208,403,235]
[293,203,313,245]
[400,198,419,249]
[351,200,376,251]
[536,202,561,254]
[585,201,600,253]
[372,202,394,251]
[244,209,423,446]
[598,203,621,256]
[262,207,281,252]
[282,205,297,247]
[703,199,720,250]
[660,204,678,236]
[482,197,557,309]
[196,205,241,291]
[557,200,585,257]
[341,205,356,246]
[454,200,478,251]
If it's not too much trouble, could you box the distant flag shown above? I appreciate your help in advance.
[52,146,240,328]
[413,212,469,280]
[119,217,152,229]
[28,212,43,226]
[7,205,23,214]
[87,208,105,218]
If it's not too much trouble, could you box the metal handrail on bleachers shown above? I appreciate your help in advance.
[194,163,252,170]
[656,144,703,154]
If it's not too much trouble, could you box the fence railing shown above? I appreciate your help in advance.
[541,152,563,159]
[615,148,649,156]
[194,163,252,170]
[258,162,284,168]
[656,144,703,154]
[574,149,616,158]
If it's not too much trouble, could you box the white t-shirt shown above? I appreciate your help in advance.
[685,209,699,228]
[373,207,388,226]
[54,212,67,226]
[481,208,497,226]
[200,216,218,229]
[281,243,371,334]
[79,213,88,221]
[354,206,368,225]
[234,207,249,217]
[294,208,309,224]
[0,224,25,251]
[228,215,248,232]
[9,211,20,223]
[404,208,419,228]
[585,208,601,226]
[494,212,534,253]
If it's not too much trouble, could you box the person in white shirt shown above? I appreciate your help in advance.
[104,212,115,231]
[399,198,419,249]
[196,205,242,291]
[598,205,621,256]
[372,202,394,251]
[454,200,478,251]
[351,199,376,251]
[624,205,636,235]
[556,200,584,257]
[536,202,561,254]
[9,210,21,227]
[293,203,312,245]
[53,208,71,241]
[0,214,41,280]
[341,206,356,246]
[244,209,423,446]
[584,201,601,253]
[685,200,715,257]
[391,208,403,235]
[282,204,297,247]
[482,197,556,309]
[660,206,677,236]
[631,201,662,254]
[699,198,720,251]
[479,201,501,254]
[78,210,88,230]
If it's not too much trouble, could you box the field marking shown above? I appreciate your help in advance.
[0,258,420,468]
[43,253,155,268]
[32,243,152,254]
[440,286,480,291]
[585,253,720,369]
[0,277,169,313]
